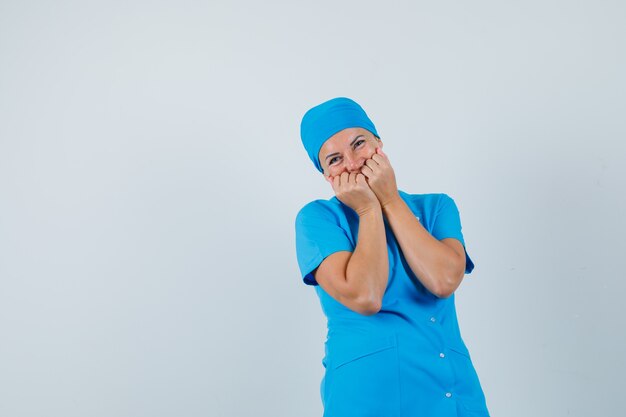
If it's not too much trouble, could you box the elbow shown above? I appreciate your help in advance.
[352,292,383,316]
[431,272,464,299]
[344,270,387,315]
[359,297,383,315]
[432,286,455,299]
[431,256,466,298]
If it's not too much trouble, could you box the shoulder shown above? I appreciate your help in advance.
[399,190,455,210]
[295,197,343,223]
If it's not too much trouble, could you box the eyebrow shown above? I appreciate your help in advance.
[324,135,366,162]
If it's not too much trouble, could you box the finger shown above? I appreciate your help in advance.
[332,175,340,191]
[375,149,391,165]
[356,173,368,185]
[371,153,385,164]
[348,171,357,184]
[340,171,349,187]
[365,158,379,169]
[360,164,374,178]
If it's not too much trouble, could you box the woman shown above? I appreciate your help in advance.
[295,97,490,417]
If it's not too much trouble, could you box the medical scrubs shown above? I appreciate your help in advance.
[295,191,490,417]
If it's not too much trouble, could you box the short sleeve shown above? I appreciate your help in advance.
[295,202,354,285]
[431,194,475,274]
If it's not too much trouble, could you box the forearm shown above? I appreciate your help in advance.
[345,206,389,309]
[383,196,463,297]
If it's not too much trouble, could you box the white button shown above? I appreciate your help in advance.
[445,392,452,398]
[430,317,436,323]
[439,352,445,358]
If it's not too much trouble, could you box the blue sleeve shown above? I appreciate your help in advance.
[431,194,475,274]
[295,202,354,286]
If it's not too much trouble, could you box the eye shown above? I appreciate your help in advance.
[354,139,365,148]
[329,156,341,165]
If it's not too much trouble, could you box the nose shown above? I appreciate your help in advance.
[345,154,363,172]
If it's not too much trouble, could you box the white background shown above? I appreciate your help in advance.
[1,1,625,416]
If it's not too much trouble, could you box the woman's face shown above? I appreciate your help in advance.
[319,127,382,178]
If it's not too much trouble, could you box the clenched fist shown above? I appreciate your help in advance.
[360,147,400,208]
[326,171,380,216]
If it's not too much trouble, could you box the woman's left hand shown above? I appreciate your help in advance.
[360,147,400,208]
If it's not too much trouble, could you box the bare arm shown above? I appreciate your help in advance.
[382,197,466,298]
[313,173,389,315]
[361,148,465,298]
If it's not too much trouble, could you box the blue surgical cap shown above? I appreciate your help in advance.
[300,97,379,172]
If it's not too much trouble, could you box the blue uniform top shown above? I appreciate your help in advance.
[295,191,490,417]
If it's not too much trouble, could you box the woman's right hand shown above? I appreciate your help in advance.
[327,172,381,216]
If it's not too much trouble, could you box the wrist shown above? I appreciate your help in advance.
[380,192,402,211]
[356,201,382,218]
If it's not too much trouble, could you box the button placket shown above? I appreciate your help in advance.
[427,314,455,398]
